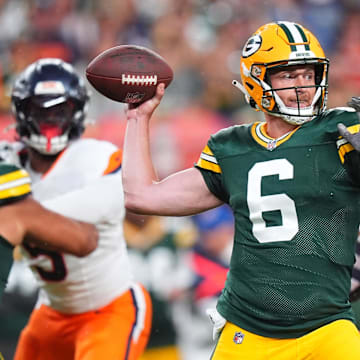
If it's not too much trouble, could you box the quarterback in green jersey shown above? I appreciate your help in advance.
[122,21,360,359]
[0,161,98,299]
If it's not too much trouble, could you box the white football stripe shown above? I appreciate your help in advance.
[122,74,157,86]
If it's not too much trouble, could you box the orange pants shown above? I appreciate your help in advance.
[14,283,152,360]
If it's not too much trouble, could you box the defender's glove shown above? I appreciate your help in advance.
[337,123,360,152]
[348,96,360,112]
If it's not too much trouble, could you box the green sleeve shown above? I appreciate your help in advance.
[351,297,360,330]
[0,163,32,206]
[343,151,360,186]
[195,166,229,203]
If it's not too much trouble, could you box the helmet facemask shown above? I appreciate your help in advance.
[18,97,81,155]
[260,60,329,125]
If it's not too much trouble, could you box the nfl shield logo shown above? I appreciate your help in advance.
[267,140,277,151]
[233,331,245,344]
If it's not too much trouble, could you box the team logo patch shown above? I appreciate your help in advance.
[233,331,245,344]
[242,35,262,58]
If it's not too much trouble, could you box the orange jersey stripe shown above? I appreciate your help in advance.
[41,149,66,179]
[103,149,123,175]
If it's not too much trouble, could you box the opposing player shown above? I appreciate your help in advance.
[122,22,360,359]
[12,59,152,360]
[0,161,98,300]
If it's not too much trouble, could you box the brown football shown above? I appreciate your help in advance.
[86,45,173,104]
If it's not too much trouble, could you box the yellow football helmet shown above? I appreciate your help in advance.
[233,21,329,125]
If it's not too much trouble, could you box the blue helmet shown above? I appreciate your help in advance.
[11,58,89,155]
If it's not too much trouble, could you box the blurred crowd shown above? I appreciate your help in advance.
[1,0,360,358]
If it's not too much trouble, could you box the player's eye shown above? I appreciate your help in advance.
[279,73,292,80]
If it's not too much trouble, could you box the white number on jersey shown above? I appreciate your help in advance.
[247,159,299,243]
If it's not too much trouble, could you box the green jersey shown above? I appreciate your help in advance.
[0,162,32,299]
[196,108,360,338]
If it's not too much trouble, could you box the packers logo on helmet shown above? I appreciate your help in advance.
[242,35,262,58]
[233,21,329,125]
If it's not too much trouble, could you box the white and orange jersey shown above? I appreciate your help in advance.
[20,138,134,314]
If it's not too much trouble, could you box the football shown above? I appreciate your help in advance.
[86,45,173,104]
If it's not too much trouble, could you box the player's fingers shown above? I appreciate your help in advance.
[124,104,138,121]
[347,97,360,111]
[155,83,165,100]
[145,83,164,110]
[337,123,351,139]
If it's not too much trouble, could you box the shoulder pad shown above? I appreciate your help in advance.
[320,106,359,123]
[0,163,31,205]
[326,107,356,114]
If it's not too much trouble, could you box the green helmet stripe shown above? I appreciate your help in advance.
[278,22,311,52]
[294,24,310,51]
[278,23,297,52]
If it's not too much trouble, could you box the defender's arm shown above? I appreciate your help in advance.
[0,197,98,256]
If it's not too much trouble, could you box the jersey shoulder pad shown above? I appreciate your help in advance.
[322,107,358,123]
[0,163,31,205]
[319,107,359,135]
[54,138,120,178]
[209,123,251,158]
[326,106,357,114]
[211,124,250,142]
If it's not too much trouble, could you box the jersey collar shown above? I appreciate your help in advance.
[251,122,300,151]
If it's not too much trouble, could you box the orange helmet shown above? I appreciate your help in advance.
[234,21,329,125]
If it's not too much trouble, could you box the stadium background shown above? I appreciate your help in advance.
[0,0,360,359]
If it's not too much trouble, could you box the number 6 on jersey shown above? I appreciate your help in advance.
[247,159,299,243]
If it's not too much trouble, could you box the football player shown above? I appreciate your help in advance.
[12,59,152,360]
[122,21,360,359]
[0,161,98,300]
